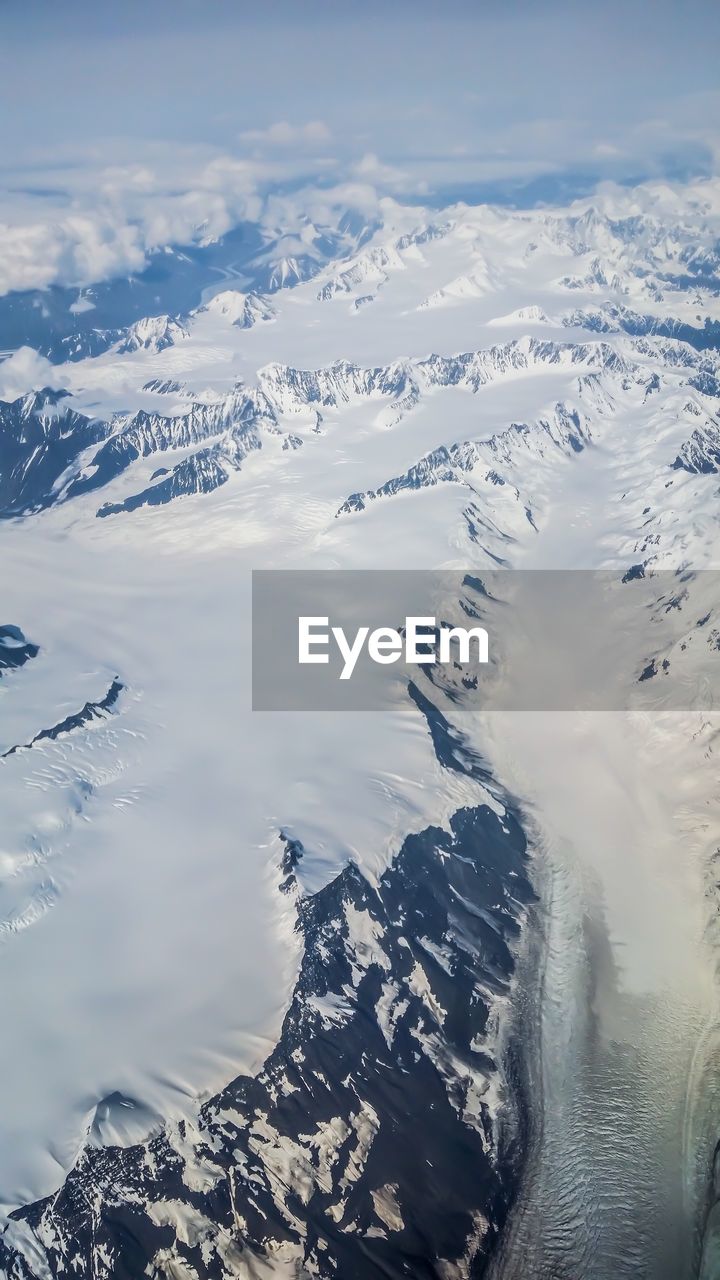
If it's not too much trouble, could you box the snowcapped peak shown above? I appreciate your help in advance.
[18,387,72,417]
[316,242,408,302]
[117,315,189,354]
[268,256,308,290]
[487,305,552,328]
[575,205,603,232]
[201,290,276,329]
[417,261,499,311]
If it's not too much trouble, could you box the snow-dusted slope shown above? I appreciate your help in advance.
[199,289,276,329]
[117,314,190,354]
[2,178,720,1279]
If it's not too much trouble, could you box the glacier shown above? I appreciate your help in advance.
[1,176,720,1277]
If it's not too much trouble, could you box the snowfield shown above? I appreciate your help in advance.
[2,176,720,1278]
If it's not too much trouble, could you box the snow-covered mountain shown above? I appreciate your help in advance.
[116,314,190,354]
[2,177,720,1279]
[199,289,276,329]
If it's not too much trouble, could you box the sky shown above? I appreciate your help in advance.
[0,0,718,293]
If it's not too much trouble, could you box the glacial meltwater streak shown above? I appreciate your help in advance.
[484,713,720,1280]
[481,438,720,1279]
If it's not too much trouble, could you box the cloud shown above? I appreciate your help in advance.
[0,136,422,298]
[0,347,67,400]
[345,153,428,198]
[0,154,263,296]
[0,70,716,301]
[0,215,146,295]
[239,120,332,148]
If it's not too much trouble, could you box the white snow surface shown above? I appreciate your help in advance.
[3,176,720,1225]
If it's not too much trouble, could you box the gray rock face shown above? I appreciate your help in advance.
[0,624,39,676]
[0,389,106,517]
[0,685,535,1280]
[672,403,720,473]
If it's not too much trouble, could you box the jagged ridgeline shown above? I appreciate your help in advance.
[1,333,718,525]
